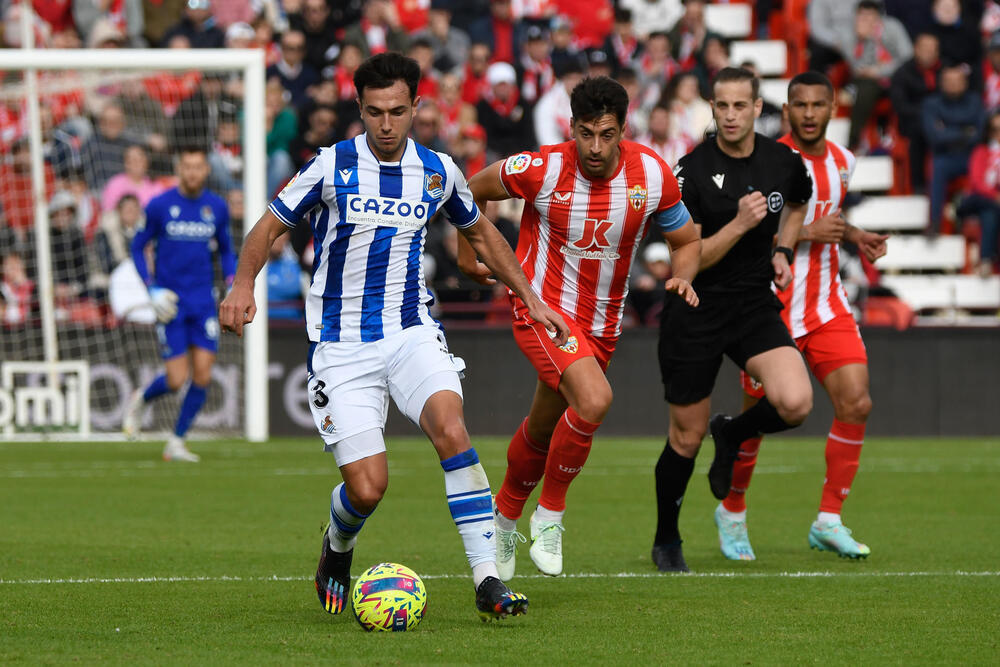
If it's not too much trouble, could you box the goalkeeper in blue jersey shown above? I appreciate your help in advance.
[123,146,236,462]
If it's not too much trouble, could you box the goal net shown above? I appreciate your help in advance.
[0,49,268,441]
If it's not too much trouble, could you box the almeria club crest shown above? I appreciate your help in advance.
[628,184,647,212]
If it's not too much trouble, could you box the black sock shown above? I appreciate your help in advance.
[653,439,695,546]
[724,396,793,444]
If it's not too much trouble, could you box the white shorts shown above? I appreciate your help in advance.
[306,324,465,466]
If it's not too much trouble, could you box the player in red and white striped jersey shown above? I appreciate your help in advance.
[722,72,889,561]
[458,76,701,579]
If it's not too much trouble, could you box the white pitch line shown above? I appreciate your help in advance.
[2,571,998,585]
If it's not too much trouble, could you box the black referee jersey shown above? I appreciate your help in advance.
[673,132,812,293]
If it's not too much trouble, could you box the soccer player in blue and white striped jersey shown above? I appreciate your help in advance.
[220,53,569,621]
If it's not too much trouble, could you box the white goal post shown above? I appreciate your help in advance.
[0,48,268,442]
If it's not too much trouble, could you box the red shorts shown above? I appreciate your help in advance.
[511,308,616,392]
[740,314,868,398]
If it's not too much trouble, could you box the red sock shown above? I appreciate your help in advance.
[495,418,549,520]
[820,419,865,514]
[538,408,600,513]
[722,436,762,513]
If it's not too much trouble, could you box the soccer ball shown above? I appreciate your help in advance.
[351,562,427,632]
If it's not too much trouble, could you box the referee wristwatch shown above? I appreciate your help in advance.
[772,246,794,264]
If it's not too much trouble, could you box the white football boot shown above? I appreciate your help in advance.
[163,435,200,462]
[528,511,564,576]
[122,389,145,440]
[496,520,527,582]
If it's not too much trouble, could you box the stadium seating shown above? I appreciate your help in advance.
[849,156,894,192]
[880,275,1000,311]
[705,4,753,38]
[759,77,789,107]
[848,195,929,232]
[729,40,788,77]
[877,235,966,272]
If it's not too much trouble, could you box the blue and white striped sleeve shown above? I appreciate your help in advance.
[439,156,480,229]
[268,151,326,227]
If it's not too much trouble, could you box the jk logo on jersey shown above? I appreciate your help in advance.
[562,218,620,259]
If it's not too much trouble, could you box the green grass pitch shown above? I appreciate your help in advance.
[2,436,998,664]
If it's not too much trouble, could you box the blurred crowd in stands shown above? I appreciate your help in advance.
[1,0,999,330]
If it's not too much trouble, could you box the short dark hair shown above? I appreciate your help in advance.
[857,0,883,13]
[353,52,421,102]
[177,145,208,158]
[570,76,629,127]
[787,71,834,99]
[712,66,759,100]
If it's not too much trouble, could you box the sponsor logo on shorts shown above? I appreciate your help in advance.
[321,415,335,434]
[557,335,579,354]
[345,195,431,229]
[767,191,784,213]
[424,172,444,199]
[504,153,532,175]
[628,184,647,211]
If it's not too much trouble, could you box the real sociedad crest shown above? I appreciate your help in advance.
[424,173,444,199]
[628,184,647,212]
[200,205,215,223]
[169,205,181,219]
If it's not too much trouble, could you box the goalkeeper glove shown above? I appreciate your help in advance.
[149,286,179,323]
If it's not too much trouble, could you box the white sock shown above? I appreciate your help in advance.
[494,507,516,532]
[534,503,564,524]
[441,448,497,584]
[817,511,841,525]
[718,504,747,522]
[327,482,371,552]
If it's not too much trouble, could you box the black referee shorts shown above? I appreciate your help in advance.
[658,289,796,405]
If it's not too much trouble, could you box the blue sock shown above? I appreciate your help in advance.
[173,383,207,437]
[143,374,171,403]
[327,483,372,552]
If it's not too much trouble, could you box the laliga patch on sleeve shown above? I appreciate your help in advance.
[505,153,533,175]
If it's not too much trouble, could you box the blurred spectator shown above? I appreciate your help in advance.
[265,81,297,197]
[489,0,515,63]
[413,2,470,76]
[208,114,243,193]
[343,0,409,60]
[211,0,258,28]
[960,111,1000,275]
[585,48,613,79]
[984,0,1000,35]
[171,74,238,153]
[518,25,555,106]
[412,100,448,153]
[456,123,488,176]
[636,105,691,168]
[923,63,984,234]
[63,168,101,243]
[741,61,783,139]
[39,105,87,182]
[267,236,306,321]
[395,0,429,33]
[548,15,582,76]
[437,72,476,149]
[618,67,658,139]
[668,0,718,70]
[34,0,75,35]
[603,7,641,75]
[461,42,492,105]
[251,11,283,67]
[533,58,584,146]
[890,32,941,192]
[267,29,321,111]
[289,104,337,169]
[47,191,89,305]
[81,101,139,192]
[95,193,144,278]
[449,0,491,46]
[83,16,129,48]
[839,0,912,149]
[328,0,365,33]
[288,0,343,73]
[161,0,225,48]
[142,0,185,46]
[665,71,712,146]
[101,144,163,213]
[478,62,536,160]
[628,241,672,325]
[808,0,860,73]
[73,0,145,47]
[115,79,171,175]
[1,139,54,239]
[1,250,33,325]
[637,31,680,95]
[986,32,1000,110]
[930,0,982,82]
[695,35,730,99]
[408,37,441,98]
[553,0,614,50]
[619,0,683,41]
[224,20,254,47]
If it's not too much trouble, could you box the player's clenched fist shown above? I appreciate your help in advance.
[805,213,847,244]
[665,278,699,307]
[735,192,768,231]
[219,283,256,337]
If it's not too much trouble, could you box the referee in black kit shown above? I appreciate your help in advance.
[651,67,814,572]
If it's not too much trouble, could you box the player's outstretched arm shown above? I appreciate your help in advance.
[219,209,289,337]
[459,213,570,345]
[844,223,889,263]
[662,219,701,307]
[457,160,512,285]
[772,202,807,290]
[699,191,768,270]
